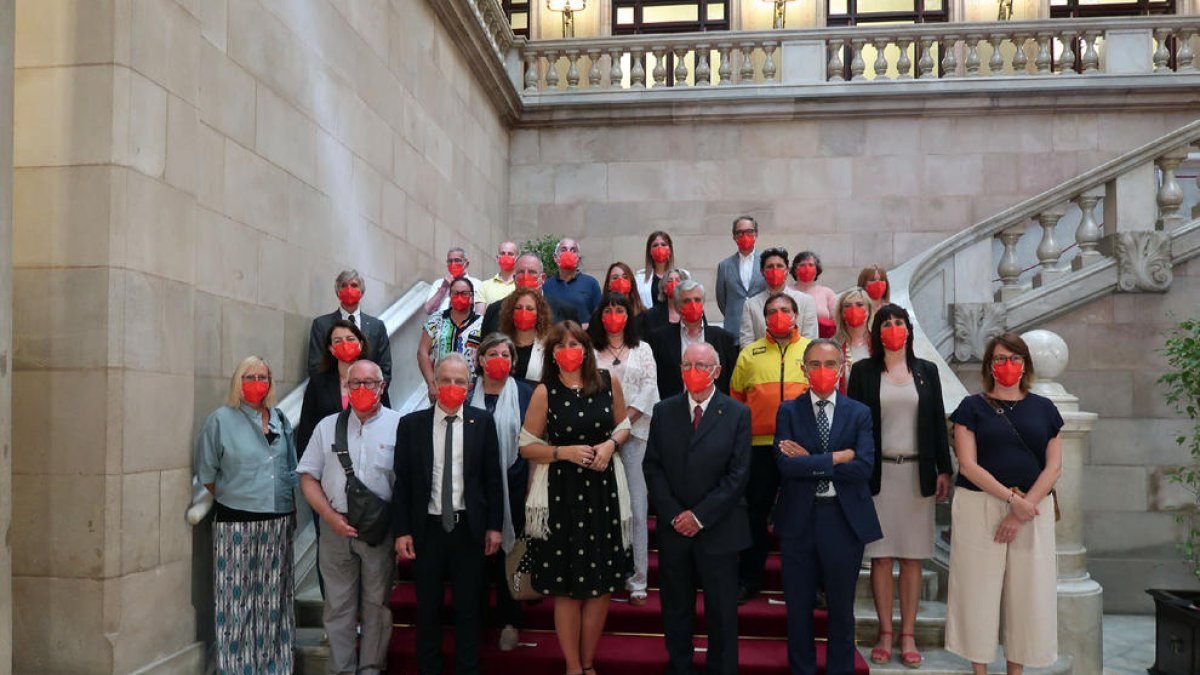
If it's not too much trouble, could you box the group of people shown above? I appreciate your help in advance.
[193,217,1064,675]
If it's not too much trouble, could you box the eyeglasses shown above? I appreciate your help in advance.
[680,362,717,372]
[734,228,757,236]
[447,257,466,264]
[450,290,473,298]
[557,246,580,253]
[992,355,1024,365]
[348,379,384,389]
[242,374,270,382]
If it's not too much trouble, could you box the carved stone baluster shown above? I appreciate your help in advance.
[1156,145,1189,231]
[917,37,935,79]
[630,47,646,88]
[1081,31,1099,73]
[897,39,913,79]
[763,42,778,82]
[1060,32,1076,75]
[988,34,1005,75]
[1034,33,1052,74]
[673,47,689,85]
[1153,30,1171,72]
[587,49,602,88]
[652,47,668,87]
[1012,33,1029,74]
[608,48,624,88]
[696,43,712,86]
[941,37,960,78]
[965,35,982,76]
[850,39,867,80]
[1178,31,1196,72]
[828,40,846,81]
[1072,189,1104,270]
[1033,204,1069,288]
[873,38,889,79]
[740,42,757,83]
[545,49,560,90]
[565,49,581,90]
[524,51,539,93]
[718,43,733,85]
[996,224,1028,301]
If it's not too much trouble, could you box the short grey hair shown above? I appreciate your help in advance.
[802,338,843,363]
[515,252,543,271]
[672,279,705,309]
[347,359,383,381]
[436,352,471,375]
[335,269,363,292]
[447,247,468,261]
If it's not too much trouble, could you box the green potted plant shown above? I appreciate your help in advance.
[1149,315,1200,675]
[522,234,560,278]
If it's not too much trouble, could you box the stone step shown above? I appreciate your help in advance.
[853,599,948,649]
[860,646,1072,675]
[854,563,941,604]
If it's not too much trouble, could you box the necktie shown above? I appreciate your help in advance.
[442,415,457,532]
[348,314,356,326]
[816,400,831,494]
[692,404,703,430]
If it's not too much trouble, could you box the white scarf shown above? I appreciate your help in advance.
[470,378,522,553]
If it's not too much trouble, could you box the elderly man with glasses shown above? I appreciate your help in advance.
[540,238,602,327]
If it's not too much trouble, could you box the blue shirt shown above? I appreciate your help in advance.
[542,272,602,324]
[950,393,1063,493]
[195,404,297,514]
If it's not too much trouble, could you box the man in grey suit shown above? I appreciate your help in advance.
[307,269,392,395]
[714,216,766,335]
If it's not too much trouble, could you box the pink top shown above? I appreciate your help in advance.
[341,395,350,410]
[796,284,839,321]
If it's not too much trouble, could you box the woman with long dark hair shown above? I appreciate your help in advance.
[296,319,369,456]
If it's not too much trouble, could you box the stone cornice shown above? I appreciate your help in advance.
[426,0,524,124]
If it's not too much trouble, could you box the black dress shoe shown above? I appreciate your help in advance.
[737,587,758,605]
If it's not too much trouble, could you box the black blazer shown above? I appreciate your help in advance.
[644,392,752,555]
[307,310,392,384]
[847,358,953,497]
[647,322,740,399]
[295,368,344,458]
[392,406,503,547]
[480,294,580,336]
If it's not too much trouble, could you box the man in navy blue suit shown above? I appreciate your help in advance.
[774,338,882,675]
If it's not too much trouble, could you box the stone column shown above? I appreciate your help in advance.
[1023,329,1103,675]
[0,0,14,671]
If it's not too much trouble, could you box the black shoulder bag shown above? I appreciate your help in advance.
[981,394,1061,521]
[333,408,393,545]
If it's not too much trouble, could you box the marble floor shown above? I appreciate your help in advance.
[1103,614,1155,674]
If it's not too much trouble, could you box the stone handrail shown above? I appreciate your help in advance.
[520,16,1200,92]
[889,118,1200,409]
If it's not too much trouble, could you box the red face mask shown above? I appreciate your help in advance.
[241,380,269,405]
[554,346,585,372]
[497,254,516,272]
[332,340,362,363]
[866,280,888,301]
[881,325,908,352]
[651,246,671,264]
[795,263,817,283]
[602,312,627,335]
[337,286,362,307]
[680,301,704,324]
[807,366,840,397]
[557,251,578,271]
[764,268,787,288]
[767,311,794,337]
[515,272,539,290]
[437,384,468,410]
[843,305,868,328]
[484,357,512,381]
[609,277,632,295]
[450,294,472,312]
[348,386,379,413]
[682,368,713,395]
[664,280,679,299]
[735,233,755,254]
[512,307,538,331]
[448,262,466,278]
[992,360,1024,388]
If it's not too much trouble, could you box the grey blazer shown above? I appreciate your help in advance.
[714,252,766,335]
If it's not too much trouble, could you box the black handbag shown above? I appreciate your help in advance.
[333,409,393,546]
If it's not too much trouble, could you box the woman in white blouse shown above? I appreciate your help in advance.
[588,291,659,605]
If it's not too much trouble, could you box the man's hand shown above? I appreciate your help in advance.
[935,473,952,502]
[328,512,359,539]
[484,530,502,556]
[395,535,415,561]
[831,449,856,465]
[672,510,701,537]
[778,439,809,458]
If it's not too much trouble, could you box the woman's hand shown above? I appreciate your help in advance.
[994,512,1023,544]
[1009,493,1040,522]
[590,440,616,472]
[935,473,952,502]
[426,381,438,403]
[563,444,595,468]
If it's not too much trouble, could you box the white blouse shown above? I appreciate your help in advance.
[594,341,659,441]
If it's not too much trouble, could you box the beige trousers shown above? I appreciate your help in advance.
[945,488,1058,668]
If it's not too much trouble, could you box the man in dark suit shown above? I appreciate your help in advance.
[479,252,579,335]
[714,216,766,334]
[393,353,503,675]
[647,280,739,399]
[774,338,882,675]
[307,269,392,387]
[644,342,752,675]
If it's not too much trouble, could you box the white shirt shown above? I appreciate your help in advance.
[429,405,466,514]
[810,390,838,497]
[680,323,708,358]
[297,406,401,512]
[738,250,756,291]
[683,390,716,529]
[339,307,362,326]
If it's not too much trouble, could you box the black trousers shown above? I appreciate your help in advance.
[414,515,486,675]
[738,445,780,593]
[659,534,740,675]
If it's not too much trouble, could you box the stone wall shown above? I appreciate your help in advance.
[0,0,14,671]
[10,0,509,672]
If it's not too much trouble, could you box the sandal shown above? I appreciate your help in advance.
[870,630,893,665]
[899,632,922,669]
[582,667,597,675]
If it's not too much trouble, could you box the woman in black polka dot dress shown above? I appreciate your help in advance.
[520,321,633,675]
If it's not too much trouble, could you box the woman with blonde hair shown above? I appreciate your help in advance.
[833,287,874,391]
[195,356,297,674]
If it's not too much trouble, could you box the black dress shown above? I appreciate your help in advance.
[530,371,633,598]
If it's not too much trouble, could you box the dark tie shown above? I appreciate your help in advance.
[816,400,831,494]
[348,314,356,326]
[442,415,457,532]
[693,405,702,430]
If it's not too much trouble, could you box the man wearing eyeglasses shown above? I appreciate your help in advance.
[298,360,402,675]
[774,339,881,675]
[306,269,392,401]
[478,252,581,336]
[424,247,484,315]
[646,280,740,399]
[715,216,766,335]
[540,238,601,327]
